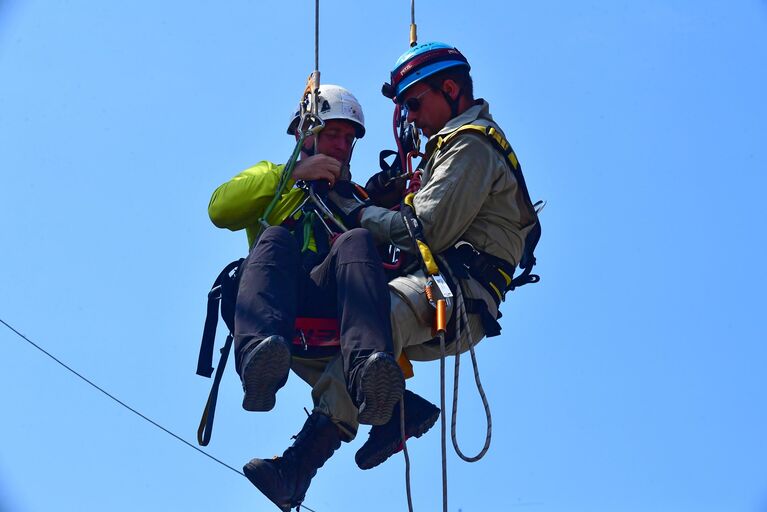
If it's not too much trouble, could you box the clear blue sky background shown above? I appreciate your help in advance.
[2,1,766,511]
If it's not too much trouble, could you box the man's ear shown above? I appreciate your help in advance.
[442,79,461,101]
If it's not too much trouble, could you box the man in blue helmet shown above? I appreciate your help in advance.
[329,41,540,471]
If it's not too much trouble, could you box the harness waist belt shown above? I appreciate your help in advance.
[444,243,516,307]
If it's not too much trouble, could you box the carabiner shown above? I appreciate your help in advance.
[297,112,325,138]
[307,185,348,233]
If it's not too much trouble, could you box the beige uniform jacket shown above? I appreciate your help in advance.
[360,101,536,354]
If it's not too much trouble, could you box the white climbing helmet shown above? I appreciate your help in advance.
[287,84,365,138]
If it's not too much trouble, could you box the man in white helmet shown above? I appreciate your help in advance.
[208,85,409,511]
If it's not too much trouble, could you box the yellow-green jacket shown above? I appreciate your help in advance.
[208,160,317,251]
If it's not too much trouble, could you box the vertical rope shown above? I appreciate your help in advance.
[400,398,414,512]
[409,0,417,47]
[312,0,321,153]
[438,256,493,463]
[439,330,449,512]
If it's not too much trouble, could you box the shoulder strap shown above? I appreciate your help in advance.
[437,124,542,289]
[436,124,520,171]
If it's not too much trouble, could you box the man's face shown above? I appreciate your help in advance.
[306,119,357,163]
[401,83,451,137]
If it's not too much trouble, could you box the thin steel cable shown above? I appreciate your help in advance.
[315,0,320,73]
[0,317,244,476]
[1,317,329,511]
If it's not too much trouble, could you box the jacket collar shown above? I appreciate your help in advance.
[426,99,494,153]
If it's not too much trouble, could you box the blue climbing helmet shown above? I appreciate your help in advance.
[382,41,470,101]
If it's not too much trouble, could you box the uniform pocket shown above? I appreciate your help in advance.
[389,272,455,327]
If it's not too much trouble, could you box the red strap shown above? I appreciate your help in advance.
[293,317,340,347]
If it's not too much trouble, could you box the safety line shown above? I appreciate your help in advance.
[399,398,414,512]
[0,317,245,477]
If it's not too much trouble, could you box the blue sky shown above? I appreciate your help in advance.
[1,1,766,511]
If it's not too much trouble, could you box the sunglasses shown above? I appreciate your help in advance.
[399,88,433,112]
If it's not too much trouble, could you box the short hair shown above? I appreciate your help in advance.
[426,67,474,102]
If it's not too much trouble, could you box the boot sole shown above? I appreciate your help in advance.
[241,336,291,412]
[243,461,293,512]
[357,354,405,426]
[356,405,440,470]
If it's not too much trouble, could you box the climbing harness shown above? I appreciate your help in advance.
[437,123,542,296]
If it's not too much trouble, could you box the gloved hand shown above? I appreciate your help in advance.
[365,169,406,208]
[328,181,369,228]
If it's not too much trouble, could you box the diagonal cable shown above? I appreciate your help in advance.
[0,317,244,477]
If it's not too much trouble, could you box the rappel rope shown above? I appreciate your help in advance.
[256,0,324,242]
[400,4,417,500]
[438,255,493,462]
[400,398,414,512]
[438,330,449,512]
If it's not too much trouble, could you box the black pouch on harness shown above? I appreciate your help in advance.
[197,259,243,377]
[195,258,243,446]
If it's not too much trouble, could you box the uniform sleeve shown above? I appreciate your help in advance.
[208,161,295,231]
[360,134,500,254]
[412,134,498,253]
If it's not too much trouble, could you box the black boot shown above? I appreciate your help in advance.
[243,412,341,511]
[238,335,292,412]
[350,352,405,426]
[355,390,440,470]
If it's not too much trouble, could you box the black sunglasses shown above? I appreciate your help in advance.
[399,88,433,112]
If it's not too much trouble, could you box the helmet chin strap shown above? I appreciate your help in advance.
[340,139,357,181]
[440,87,462,119]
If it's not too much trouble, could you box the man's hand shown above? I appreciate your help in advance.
[292,155,342,186]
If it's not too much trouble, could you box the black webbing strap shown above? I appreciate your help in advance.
[442,250,504,338]
[509,219,541,291]
[196,259,242,378]
[464,298,502,338]
[197,333,233,446]
[195,258,242,446]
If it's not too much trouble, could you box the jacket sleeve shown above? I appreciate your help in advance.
[360,134,498,254]
[208,161,295,231]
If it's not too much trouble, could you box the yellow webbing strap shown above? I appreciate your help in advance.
[398,353,415,379]
[404,193,439,276]
[436,124,520,171]
[416,240,439,276]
